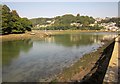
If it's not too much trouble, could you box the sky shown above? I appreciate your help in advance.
[2,0,120,2]
[2,2,119,19]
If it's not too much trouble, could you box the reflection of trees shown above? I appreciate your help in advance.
[42,33,116,47]
[2,39,33,65]
[44,34,103,47]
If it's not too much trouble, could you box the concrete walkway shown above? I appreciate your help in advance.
[104,36,119,83]
[118,36,120,83]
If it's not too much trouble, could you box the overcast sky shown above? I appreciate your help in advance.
[2,1,119,19]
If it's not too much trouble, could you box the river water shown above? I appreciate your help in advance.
[2,32,117,82]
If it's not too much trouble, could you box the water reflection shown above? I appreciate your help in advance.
[43,33,116,47]
[2,39,33,65]
[102,34,117,40]
[2,32,117,82]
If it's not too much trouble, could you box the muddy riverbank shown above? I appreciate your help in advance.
[80,40,115,84]
[0,30,117,42]
[51,39,115,82]
[1,30,117,83]
[0,31,49,42]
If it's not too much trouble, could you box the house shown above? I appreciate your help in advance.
[89,24,95,27]
[70,23,83,27]
[99,22,119,31]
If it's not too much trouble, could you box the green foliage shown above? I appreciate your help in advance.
[31,13,96,30]
[89,25,104,30]
[20,18,32,31]
[75,16,95,26]
[54,14,76,25]
[1,5,32,34]
[30,18,54,26]
[2,5,11,34]
[46,25,72,30]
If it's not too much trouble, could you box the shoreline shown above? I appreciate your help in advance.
[0,31,47,42]
[0,30,117,82]
[51,40,114,82]
[0,30,118,42]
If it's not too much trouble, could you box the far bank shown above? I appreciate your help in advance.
[0,30,118,42]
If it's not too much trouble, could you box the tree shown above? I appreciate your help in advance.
[31,14,96,30]
[2,5,32,34]
[2,5,12,34]
[55,14,76,25]
[76,13,80,17]
[10,10,23,33]
[11,10,19,17]
[20,18,32,31]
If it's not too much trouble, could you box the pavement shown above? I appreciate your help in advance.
[118,37,120,83]
[103,36,119,83]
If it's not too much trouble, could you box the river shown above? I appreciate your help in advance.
[2,32,117,82]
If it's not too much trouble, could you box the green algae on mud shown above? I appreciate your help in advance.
[1,31,117,82]
[53,40,114,82]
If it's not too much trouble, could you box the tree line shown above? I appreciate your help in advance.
[30,14,103,30]
[1,5,32,35]
[54,14,95,26]
[30,18,54,26]
[51,14,97,30]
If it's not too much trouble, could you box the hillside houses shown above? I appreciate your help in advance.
[94,17,103,23]
[33,16,119,31]
[99,22,119,31]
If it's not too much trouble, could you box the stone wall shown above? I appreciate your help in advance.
[79,40,115,84]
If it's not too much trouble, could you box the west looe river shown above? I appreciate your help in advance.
[2,32,117,82]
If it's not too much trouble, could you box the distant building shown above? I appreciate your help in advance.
[46,20,55,24]
[70,23,83,27]
[34,20,55,28]
[94,17,103,23]
[99,22,119,31]
[89,24,95,27]
[46,20,52,23]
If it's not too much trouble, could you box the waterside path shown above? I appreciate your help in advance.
[103,36,120,83]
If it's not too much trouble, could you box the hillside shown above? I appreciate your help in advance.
[29,14,101,30]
